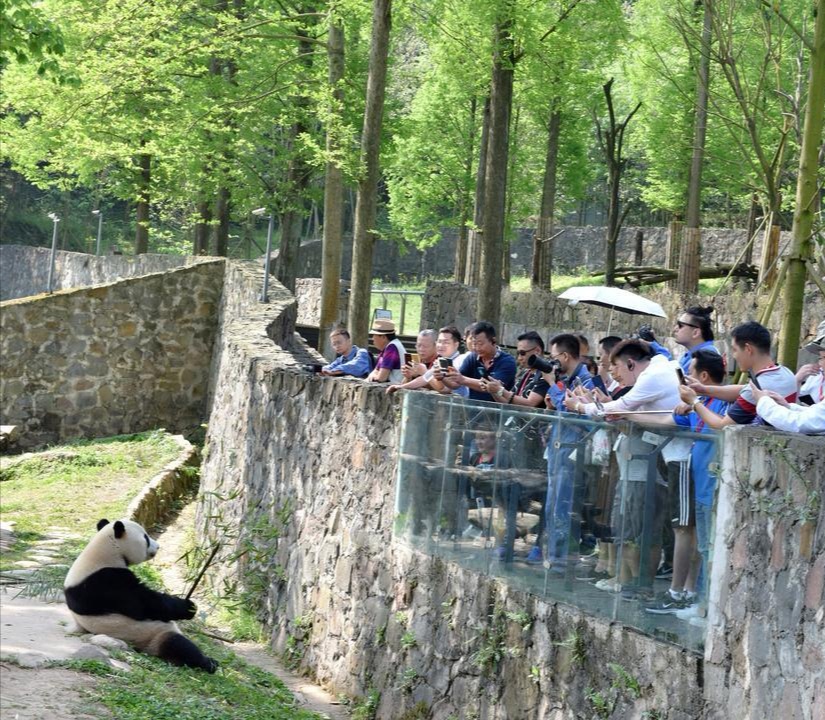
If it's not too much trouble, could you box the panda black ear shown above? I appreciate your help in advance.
[113,521,126,539]
[97,519,110,531]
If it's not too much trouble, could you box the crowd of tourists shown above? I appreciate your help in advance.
[320,311,825,619]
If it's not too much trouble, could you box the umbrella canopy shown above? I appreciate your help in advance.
[558,286,667,318]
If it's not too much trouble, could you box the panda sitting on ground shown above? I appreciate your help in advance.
[64,518,218,673]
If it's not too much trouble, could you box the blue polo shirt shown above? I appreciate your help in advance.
[322,346,372,378]
[673,397,728,505]
[459,348,517,402]
[546,362,596,411]
[678,340,720,374]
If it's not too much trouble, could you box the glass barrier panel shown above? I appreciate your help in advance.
[394,392,721,654]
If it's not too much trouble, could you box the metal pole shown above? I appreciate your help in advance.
[47,216,59,293]
[260,213,274,303]
[95,212,103,256]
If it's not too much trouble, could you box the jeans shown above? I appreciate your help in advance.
[695,501,712,602]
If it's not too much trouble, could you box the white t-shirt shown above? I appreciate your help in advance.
[583,354,681,416]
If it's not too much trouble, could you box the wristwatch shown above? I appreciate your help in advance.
[692,398,702,409]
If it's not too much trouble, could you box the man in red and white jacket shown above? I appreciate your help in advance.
[678,321,796,428]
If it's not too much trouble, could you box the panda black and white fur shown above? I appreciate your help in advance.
[64,518,218,673]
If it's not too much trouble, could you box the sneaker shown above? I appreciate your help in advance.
[674,603,700,620]
[526,546,543,565]
[655,562,673,580]
[643,590,689,614]
[594,578,622,593]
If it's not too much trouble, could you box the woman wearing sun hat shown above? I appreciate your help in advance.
[366,318,407,383]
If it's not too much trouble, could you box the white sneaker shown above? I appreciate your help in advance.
[675,603,700,619]
[595,578,622,593]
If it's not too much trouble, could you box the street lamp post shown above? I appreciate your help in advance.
[92,210,103,255]
[252,207,274,303]
[46,212,60,293]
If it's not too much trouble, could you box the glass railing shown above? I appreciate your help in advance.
[394,391,722,654]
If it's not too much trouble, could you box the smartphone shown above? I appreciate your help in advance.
[411,353,421,365]
[404,353,412,366]
[438,357,453,370]
[675,367,687,385]
[571,377,583,390]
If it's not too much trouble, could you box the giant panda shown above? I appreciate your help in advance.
[64,518,218,673]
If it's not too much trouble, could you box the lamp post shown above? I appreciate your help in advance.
[91,209,103,255]
[252,207,274,303]
[46,212,60,293]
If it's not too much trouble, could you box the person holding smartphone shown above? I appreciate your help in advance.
[482,331,549,407]
[445,321,516,402]
[387,326,467,396]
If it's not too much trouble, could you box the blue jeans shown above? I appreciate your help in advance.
[695,501,712,602]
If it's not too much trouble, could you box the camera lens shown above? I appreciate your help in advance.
[527,355,559,374]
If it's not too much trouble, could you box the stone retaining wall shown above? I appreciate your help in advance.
[0,245,199,301]
[0,261,224,449]
[196,276,802,719]
[704,429,825,720]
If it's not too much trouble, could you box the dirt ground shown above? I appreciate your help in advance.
[0,502,347,720]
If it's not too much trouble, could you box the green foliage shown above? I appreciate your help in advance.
[609,663,641,699]
[554,629,587,667]
[400,630,417,650]
[585,687,612,719]
[397,667,419,693]
[350,689,380,720]
[70,634,321,720]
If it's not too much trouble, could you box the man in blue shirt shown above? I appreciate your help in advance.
[635,349,728,615]
[672,305,719,374]
[539,334,596,568]
[451,321,517,402]
[321,326,372,379]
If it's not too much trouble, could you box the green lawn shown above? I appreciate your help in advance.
[0,430,182,568]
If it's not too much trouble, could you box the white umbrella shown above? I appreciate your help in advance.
[558,285,667,333]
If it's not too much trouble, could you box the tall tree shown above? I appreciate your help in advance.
[778,0,825,367]
[319,13,346,357]
[595,79,641,286]
[348,0,392,346]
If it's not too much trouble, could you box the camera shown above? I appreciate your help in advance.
[302,363,324,374]
[527,354,561,375]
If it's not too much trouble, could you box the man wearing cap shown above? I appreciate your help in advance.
[366,319,407,383]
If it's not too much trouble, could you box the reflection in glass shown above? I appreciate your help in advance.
[394,392,721,654]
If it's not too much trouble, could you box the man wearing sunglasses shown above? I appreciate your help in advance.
[483,331,550,407]
[672,305,719,374]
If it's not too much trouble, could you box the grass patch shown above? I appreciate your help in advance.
[370,282,425,335]
[0,429,182,569]
[64,629,321,720]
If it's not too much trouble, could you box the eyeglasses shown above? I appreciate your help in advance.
[517,347,539,356]
[675,320,699,329]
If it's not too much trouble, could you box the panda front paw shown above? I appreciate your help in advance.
[181,598,197,619]
[203,657,219,674]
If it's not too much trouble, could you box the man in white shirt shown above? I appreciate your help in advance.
[750,382,825,434]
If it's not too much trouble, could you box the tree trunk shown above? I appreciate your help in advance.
[348,0,392,346]
[193,199,212,255]
[454,97,477,283]
[532,106,561,289]
[596,79,641,286]
[276,17,315,293]
[319,17,345,358]
[634,229,644,266]
[743,194,759,265]
[477,13,514,327]
[213,186,230,257]
[665,216,683,289]
[135,152,150,254]
[677,0,712,294]
[465,96,490,287]
[779,0,825,366]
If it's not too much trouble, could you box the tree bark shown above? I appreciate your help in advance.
[276,14,315,293]
[348,0,392,346]
[135,152,150,254]
[319,16,345,358]
[477,12,514,327]
[464,96,490,287]
[193,199,211,255]
[213,186,230,257]
[595,79,641,286]
[532,105,561,289]
[677,0,712,295]
[779,0,825,367]
[454,97,477,283]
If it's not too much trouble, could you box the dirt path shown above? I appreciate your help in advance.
[0,503,347,720]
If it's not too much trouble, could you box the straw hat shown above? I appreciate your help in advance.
[370,318,396,335]
[803,320,825,352]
